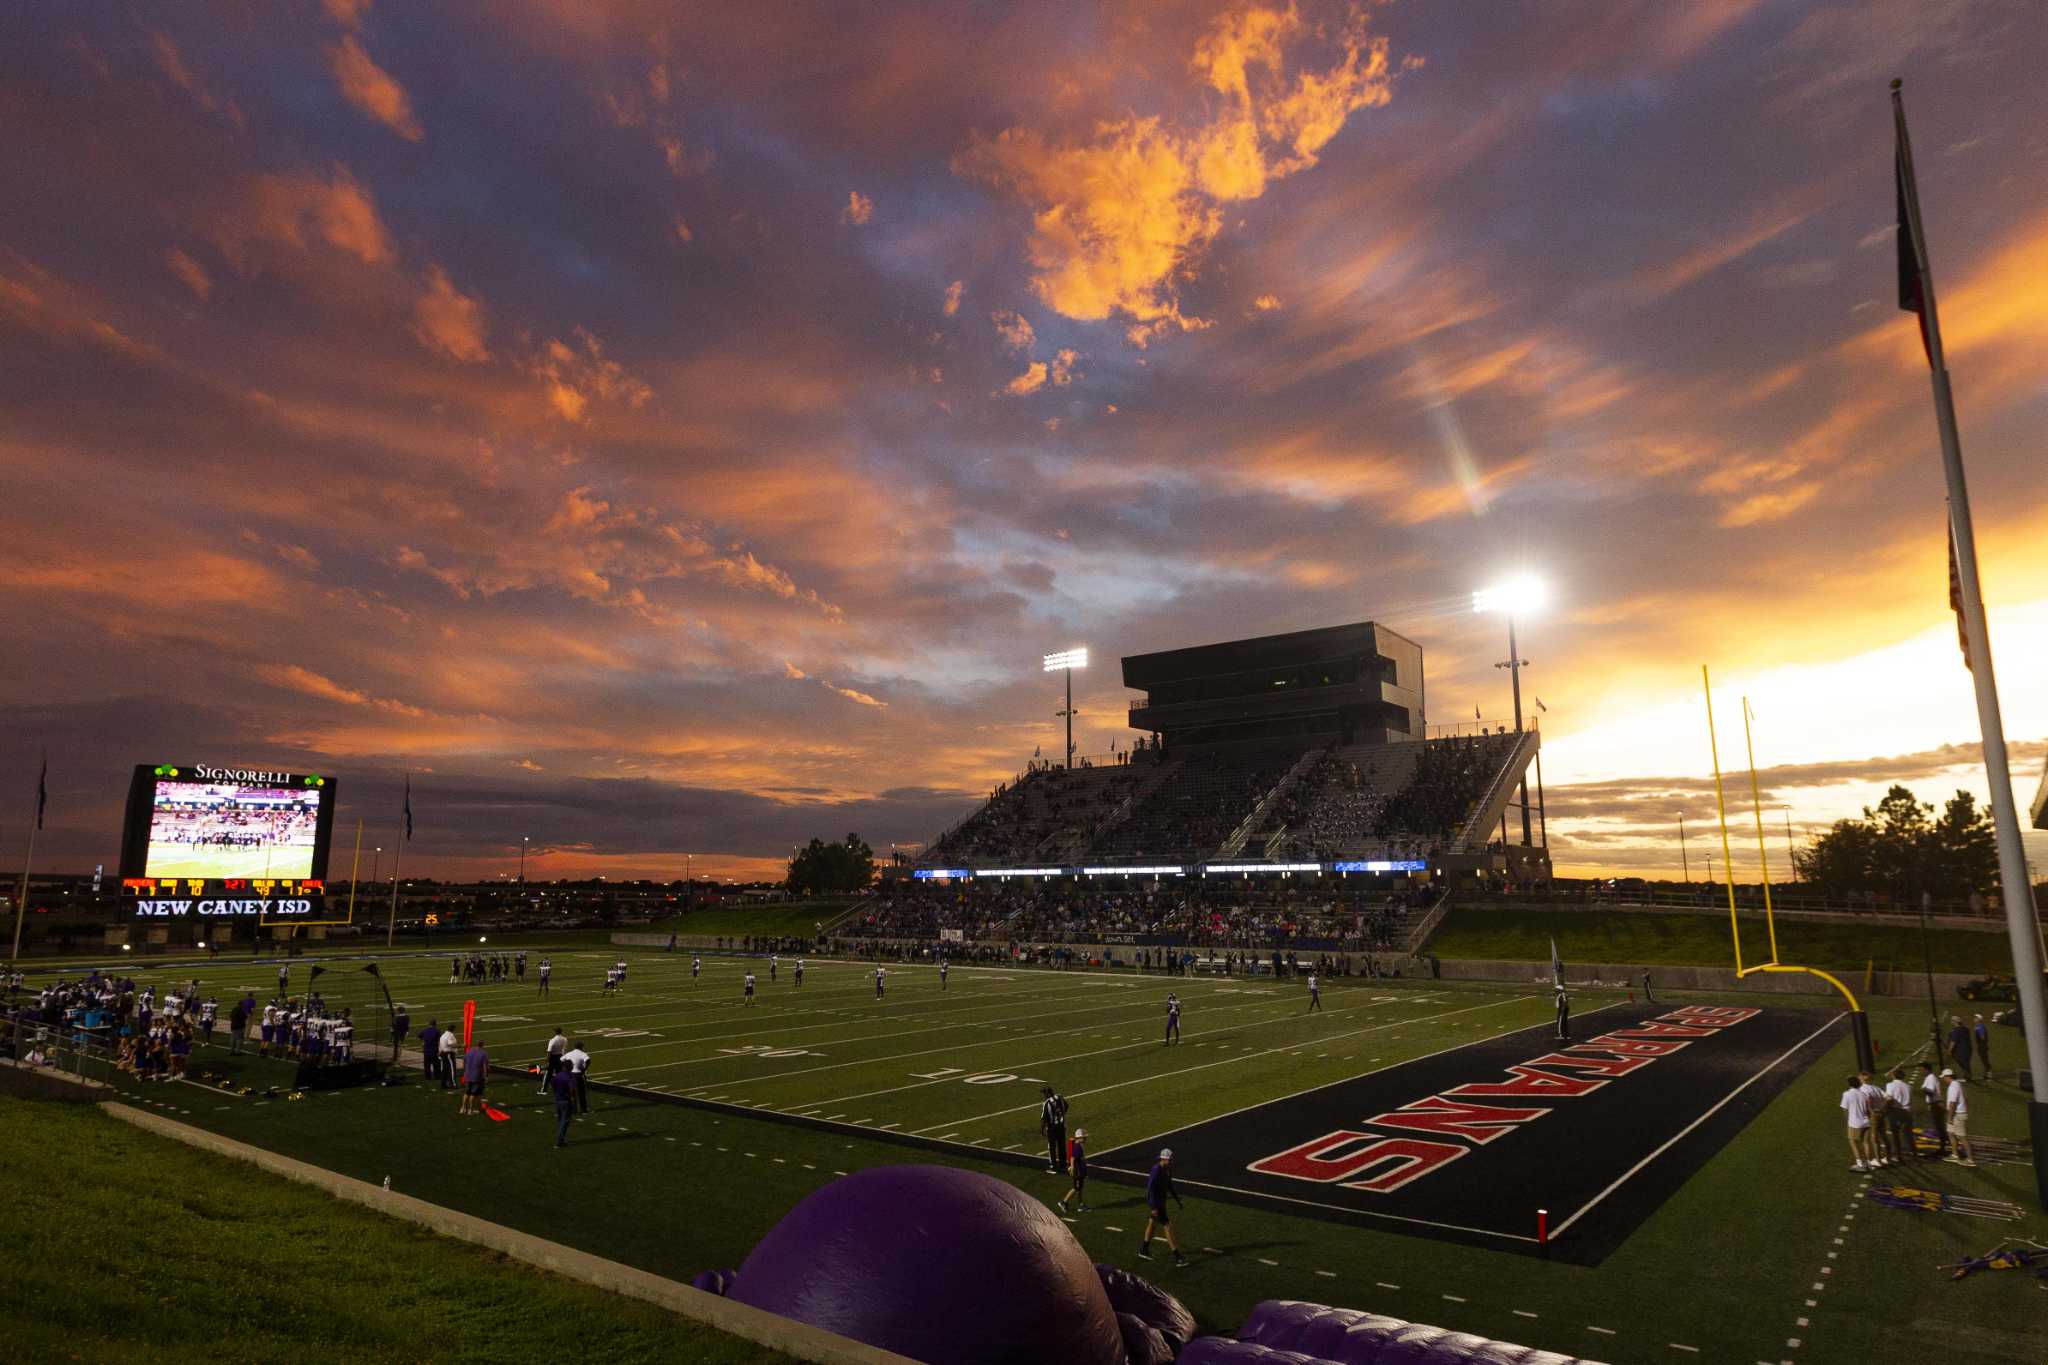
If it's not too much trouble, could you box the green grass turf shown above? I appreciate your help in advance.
[1426,906,2025,975]
[76,948,2046,1364]
[0,1097,792,1364]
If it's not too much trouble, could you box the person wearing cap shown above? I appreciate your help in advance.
[1942,1069,1976,1167]
[1138,1148,1187,1267]
[1946,1015,1972,1077]
[1039,1085,1069,1174]
[1057,1127,1090,1214]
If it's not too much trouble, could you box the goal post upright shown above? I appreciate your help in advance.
[1704,666,1872,1070]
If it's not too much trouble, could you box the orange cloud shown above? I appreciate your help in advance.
[957,3,1400,336]
[1717,484,1821,527]
[527,328,652,422]
[942,280,963,316]
[1050,348,1080,385]
[321,0,373,26]
[329,35,422,141]
[164,248,211,300]
[256,663,428,718]
[991,309,1035,351]
[1253,293,1281,311]
[829,684,886,708]
[221,166,395,268]
[1003,361,1048,395]
[149,32,244,127]
[411,265,490,362]
[841,190,874,225]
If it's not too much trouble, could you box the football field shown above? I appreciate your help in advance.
[68,944,2044,1364]
[391,950,1572,1155]
[324,947,1837,1260]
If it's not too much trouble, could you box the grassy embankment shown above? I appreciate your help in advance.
[0,1097,791,1364]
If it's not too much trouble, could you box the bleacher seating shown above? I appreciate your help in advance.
[1091,748,1295,861]
[923,730,1530,872]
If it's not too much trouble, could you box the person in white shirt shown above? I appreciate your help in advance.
[1857,1073,1890,1167]
[1839,1074,1875,1171]
[743,972,756,1005]
[1918,1061,1949,1157]
[1881,1067,1914,1165]
[1941,1069,1976,1167]
[539,1028,567,1094]
[874,966,887,999]
[562,1041,591,1115]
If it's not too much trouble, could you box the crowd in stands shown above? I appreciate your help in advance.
[927,732,1528,872]
[834,877,1436,957]
[1273,749,1393,859]
[1375,731,1522,843]
[1091,749,1293,860]
[935,764,1146,863]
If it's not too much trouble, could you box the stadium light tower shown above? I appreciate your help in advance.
[1044,647,1089,771]
[1474,575,1548,847]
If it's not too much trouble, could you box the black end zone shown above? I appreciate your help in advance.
[1090,1002,1844,1264]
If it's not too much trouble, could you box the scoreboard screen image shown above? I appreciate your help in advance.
[120,764,337,884]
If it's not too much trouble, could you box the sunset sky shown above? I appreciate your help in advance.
[4,1,2045,884]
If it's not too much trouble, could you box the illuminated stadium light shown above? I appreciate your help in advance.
[1204,862,1322,874]
[1042,648,1089,672]
[978,867,1065,878]
[1332,859,1431,873]
[1081,865,1185,876]
[912,868,976,880]
[1472,574,1549,616]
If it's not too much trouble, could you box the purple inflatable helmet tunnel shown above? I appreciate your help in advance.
[693,1165,1600,1365]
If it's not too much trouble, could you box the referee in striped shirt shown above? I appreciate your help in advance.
[1040,1086,1069,1174]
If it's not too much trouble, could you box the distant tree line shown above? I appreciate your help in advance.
[785,832,875,896]
[1792,784,1997,902]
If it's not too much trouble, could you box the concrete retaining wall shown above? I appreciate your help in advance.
[100,1103,917,1365]
[0,1057,113,1101]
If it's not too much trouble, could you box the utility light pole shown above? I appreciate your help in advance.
[1474,576,1548,847]
[1044,647,1088,771]
[1678,812,1690,883]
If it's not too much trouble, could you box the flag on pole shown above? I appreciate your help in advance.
[1947,519,1972,672]
[402,774,413,841]
[1534,697,1548,713]
[1894,100,1933,368]
[35,752,47,830]
[1550,937,1564,992]
[1474,704,1481,721]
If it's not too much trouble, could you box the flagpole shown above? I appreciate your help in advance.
[9,821,36,966]
[386,828,403,948]
[1895,79,2048,1206]
[386,774,407,948]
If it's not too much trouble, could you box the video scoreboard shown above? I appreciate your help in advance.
[118,763,340,922]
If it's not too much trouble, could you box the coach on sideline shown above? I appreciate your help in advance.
[563,1038,591,1114]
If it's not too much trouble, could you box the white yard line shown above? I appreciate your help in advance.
[906,994,1549,1137]
[782,993,1437,1113]
[1547,1013,1844,1241]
